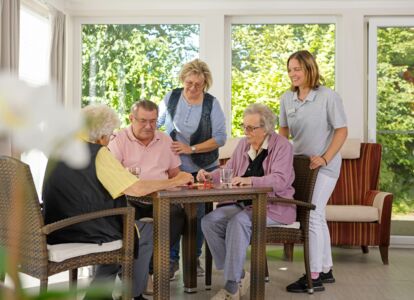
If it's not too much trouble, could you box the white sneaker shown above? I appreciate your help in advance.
[210,288,240,300]
[239,271,250,297]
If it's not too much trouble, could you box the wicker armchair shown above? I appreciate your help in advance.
[0,156,135,299]
[204,156,319,293]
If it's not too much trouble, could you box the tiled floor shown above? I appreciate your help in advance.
[20,245,414,300]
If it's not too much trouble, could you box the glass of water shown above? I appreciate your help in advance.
[128,167,141,178]
[220,168,233,186]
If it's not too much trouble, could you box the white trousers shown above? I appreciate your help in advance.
[309,172,338,273]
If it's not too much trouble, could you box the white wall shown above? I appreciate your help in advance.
[61,0,414,140]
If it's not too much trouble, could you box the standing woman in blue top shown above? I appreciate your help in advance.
[158,58,227,279]
[279,50,348,293]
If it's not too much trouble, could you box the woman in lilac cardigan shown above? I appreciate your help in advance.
[198,103,295,300]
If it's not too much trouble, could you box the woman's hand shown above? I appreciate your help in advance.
[197,169,211,182]
[231,176,252,186]
[171,141,192,154]
[310,155,327,169]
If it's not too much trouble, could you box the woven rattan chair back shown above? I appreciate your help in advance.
[0,156,49,279]
[291,155,319,243]
[265,155,319,293]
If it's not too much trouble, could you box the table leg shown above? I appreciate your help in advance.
[205,202,213,290]
[182,203,198,293]
[250,193,267,300]
[153,196,170,299]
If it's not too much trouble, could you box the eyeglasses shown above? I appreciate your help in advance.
[109,133,116,141]
[184,80,205,89]
[242,125,263,133]
[133,116,157,126]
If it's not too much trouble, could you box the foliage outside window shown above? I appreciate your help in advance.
[82,24,199,125]
[231,24,336,136]
[376,27,414,218]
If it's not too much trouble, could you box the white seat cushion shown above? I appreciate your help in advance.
[267,221,300,229]
[326,205,379,222]
[47,240,123,262]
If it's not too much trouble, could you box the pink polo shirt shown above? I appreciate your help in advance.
[108,126,181,180]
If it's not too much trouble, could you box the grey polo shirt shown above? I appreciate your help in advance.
[279,86,347,178]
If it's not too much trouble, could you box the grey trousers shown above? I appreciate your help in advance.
[201,204,251,283]
[87,220,153,298]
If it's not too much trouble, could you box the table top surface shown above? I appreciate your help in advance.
[156,184,272,197]
[127,184,273,202]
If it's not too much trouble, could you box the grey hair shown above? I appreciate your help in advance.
[82,104,120,142]
[131,99,158,115]
[243,103,277,134]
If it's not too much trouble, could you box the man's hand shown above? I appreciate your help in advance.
[196,169,211,182]
[173,171,194,186]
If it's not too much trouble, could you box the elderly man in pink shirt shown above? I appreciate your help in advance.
[108,99,185,296]
[197,103,295,300]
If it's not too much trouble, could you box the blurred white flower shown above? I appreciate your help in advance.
[0,73,89,168]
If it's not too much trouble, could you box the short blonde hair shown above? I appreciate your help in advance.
[244,103,277,134]
[82,104,120,142]
[287,50,322,92]
[179,59,213,91]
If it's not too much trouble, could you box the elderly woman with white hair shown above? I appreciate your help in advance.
[42,104,193,300]
[197,103,296,300]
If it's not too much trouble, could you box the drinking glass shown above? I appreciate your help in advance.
[128,167,141,178]
[220,168,233,186]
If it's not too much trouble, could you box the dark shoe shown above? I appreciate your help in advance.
[197,258,205,277]
[134,295,148,300]
[170,260,179,281]
[286,274,325,293]
[319,269,335,283]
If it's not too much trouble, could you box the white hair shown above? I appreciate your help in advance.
[243,103,277,134]
[82,104,120,142]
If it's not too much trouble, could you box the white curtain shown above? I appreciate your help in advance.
[0,0,20,156]
[48,5,65,104]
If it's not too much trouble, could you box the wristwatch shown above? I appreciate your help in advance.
[191,146,196,153]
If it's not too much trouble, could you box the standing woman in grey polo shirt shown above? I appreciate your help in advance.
[279,50,348,293]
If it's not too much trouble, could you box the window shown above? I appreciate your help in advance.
[81,24,199,125]
[230,18,336,136]
[19,5,51,200]
[368,18,414,221]
[19,6,50,85]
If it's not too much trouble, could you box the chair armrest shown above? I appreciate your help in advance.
[365,190,393,224]
[42,207,135,235]
[268,197,316,210]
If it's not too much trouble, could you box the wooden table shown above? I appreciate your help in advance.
[128,184,272,300]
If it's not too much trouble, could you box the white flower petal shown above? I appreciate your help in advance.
[55,140,90,169]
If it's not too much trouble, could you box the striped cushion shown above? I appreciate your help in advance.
[328,143,381,206]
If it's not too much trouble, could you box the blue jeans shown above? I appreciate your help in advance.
[170,165,217,261]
